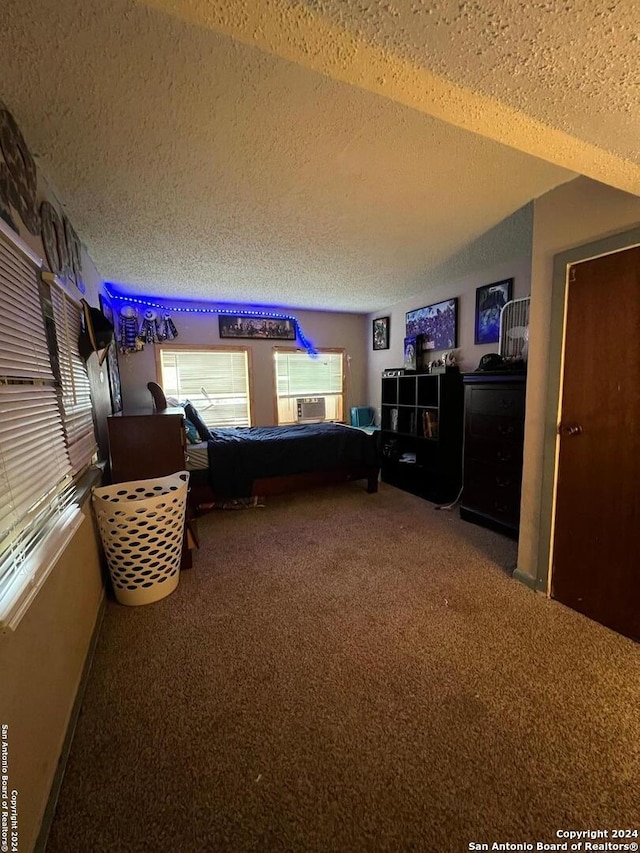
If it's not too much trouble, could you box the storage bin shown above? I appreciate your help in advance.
[92,471,189,606]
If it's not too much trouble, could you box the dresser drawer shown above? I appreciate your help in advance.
[465,386,524,418]
[464,436,523,467]
[462,458,522,527]
[466,411,524,444]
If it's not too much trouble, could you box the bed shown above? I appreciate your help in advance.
[186,422,380,508]
[147,383,380,509]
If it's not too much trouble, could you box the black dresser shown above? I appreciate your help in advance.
[460,373,526,536]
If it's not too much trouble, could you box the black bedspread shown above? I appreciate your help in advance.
[206,423,378,497]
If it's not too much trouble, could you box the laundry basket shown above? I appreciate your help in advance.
[92,471,190,606]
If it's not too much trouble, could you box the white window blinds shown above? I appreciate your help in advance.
[274,350,344,424]
[50,281,98,473]
[0,238,53,379]
[159,348,251,427]
[0,222,78,630]
[0,385,71,534]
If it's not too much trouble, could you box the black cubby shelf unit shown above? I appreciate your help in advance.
[380,370,464,503]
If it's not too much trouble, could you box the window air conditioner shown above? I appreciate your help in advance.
[296,397,326,423]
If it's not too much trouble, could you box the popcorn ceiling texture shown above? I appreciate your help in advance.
[0,0,636,311]
[295,0,640,164]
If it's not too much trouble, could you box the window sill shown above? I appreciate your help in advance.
[75,463,105,506]
[0,464,105,633]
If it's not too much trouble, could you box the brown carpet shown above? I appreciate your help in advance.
[46,483,639,853]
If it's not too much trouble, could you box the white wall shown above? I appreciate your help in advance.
[117,301,368,425]
[0,153,107,853]
[364,182,640,594]
[0,503,104,853]
[517,177,640,585]
[366,204,533,416]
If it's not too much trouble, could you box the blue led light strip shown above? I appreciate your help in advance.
[104,287,317,355]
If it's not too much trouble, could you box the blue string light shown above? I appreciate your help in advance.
[104,286,318,355]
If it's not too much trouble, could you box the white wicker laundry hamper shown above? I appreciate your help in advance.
[92,471,189,606]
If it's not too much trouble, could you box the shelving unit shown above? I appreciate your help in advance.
[380,370,464,502]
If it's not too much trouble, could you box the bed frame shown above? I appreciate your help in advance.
[147,383,379,513]
[188,466,378,513]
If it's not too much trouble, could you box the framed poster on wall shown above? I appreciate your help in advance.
[474,278,513,344]
[406,298,458,351]
[372,316,390,350]
[219,314,296,340]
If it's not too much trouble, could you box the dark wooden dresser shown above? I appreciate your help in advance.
[107,407,196,567]
[107,407,186,483]
[460,373,526,536]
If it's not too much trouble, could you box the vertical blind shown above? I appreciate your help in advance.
[50,281,98,473]
[159,348,251,427]
[0,225,78,628]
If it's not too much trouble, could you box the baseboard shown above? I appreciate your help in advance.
[34,595,106,853]
[512,567,537,590]
[459,506,519,539]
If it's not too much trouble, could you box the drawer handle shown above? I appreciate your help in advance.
[494,501,509,514]
[495,475,512,488]
[496,449,513,462]
[499,398,513,410]
[498,423,515,437]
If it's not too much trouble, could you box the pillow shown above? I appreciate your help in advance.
[184,401,211,441]
[183,419,199,444]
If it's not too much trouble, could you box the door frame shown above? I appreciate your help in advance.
[533,227,640,594]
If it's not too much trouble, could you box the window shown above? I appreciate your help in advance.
[274,349,344,424]
[158,346,252,427]
[46,276,98,474]
[0,221,82,630]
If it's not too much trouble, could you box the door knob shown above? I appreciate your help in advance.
[558,423,583,436]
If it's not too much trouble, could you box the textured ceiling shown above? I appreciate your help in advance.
[0,0,637,312]
[294,0,640,165]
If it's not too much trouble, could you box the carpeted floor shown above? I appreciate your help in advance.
[46,483,639,853]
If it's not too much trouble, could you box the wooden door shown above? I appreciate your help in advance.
[551,246,639,641]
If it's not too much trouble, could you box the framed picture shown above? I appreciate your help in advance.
[218,314,296,340]
[474,278,513,345]
[99,294,123,412]
[372,316,390,350]
[406,298,458,351]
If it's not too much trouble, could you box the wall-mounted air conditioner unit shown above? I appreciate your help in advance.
[297,397,326,423]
